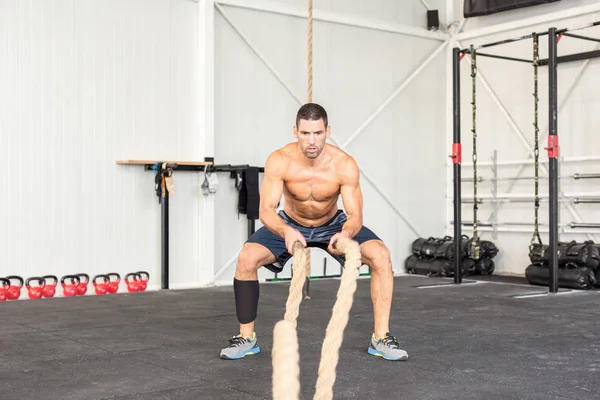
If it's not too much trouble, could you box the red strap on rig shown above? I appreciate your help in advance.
[545,136,559,159]
[449,143,462,164]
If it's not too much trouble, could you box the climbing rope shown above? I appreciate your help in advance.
[307,0,313,103]
[272,238,362,400]
[530,33,543,250]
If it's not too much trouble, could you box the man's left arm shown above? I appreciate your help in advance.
[328,156,363,251]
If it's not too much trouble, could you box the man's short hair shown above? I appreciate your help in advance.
[296,103,328,128]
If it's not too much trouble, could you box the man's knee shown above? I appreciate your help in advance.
[363,241,392,271]
[236,243,266,276]
[234,243,274,325]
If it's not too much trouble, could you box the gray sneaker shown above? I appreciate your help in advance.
[368,333,408,361]
[220,333,261,360]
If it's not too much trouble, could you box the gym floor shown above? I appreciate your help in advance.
[2,275,599,400]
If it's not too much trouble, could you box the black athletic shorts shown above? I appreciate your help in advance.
[246,209,380,272]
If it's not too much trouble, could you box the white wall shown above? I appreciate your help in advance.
[0,0,209,296]
[212,0,451,284]
[450,1,600,276]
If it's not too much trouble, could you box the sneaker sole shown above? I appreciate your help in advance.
[368,347,408,361]
[220,346,261,360]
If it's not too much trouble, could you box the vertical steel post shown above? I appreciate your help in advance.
[452,48,463,284]
[548,27,560,293]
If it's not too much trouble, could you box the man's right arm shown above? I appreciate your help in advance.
[259,151,289,238]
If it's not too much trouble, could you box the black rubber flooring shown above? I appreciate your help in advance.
[2,275,600,400]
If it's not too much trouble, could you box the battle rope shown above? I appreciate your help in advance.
[284,242,311,326]
[530,32,543,250]
[313,238,362,400]
[272,238,362,400]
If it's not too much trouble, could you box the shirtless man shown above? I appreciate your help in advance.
[220,103,408,361]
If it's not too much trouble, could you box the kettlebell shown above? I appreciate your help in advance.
[0,278,10,301]
[92,274,110,295]
[41,275,58,298]
[125,273,141,292]
[61,275,80,297]
[136,271,150,291]
[76,273,90,295]
[106,272,121,294]
[26,277,46,299]
[6,275,24,300]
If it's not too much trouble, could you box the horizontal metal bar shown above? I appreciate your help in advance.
[472,52,532,64]
[461,198,591,204]
[456,155,600,167]
[574,173,600,180]
[143,163,264,172]
[459,225,600,235]
[557,21,600,35]
[463,173,600,182]
[458,191,600,200]
[562,32,600,44]
[459,32,535,53]
[459,221,600,229]
[573,198,600,204]
[538,49,600,66]
[570,223,600,229]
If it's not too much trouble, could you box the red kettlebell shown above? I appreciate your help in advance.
[0,278,10,301]
[6,275,24,300]
[106,273,121,294]
[41,275,58,298]
[76,273,90,295]
[92,274,110,295]
[136,271,150,291]
[61,275,80,297]
[26,277,46,300]
[125,273,141,292]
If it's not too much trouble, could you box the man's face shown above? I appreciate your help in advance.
[293,118,330,159]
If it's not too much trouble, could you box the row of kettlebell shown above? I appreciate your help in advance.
[0,271,150,300]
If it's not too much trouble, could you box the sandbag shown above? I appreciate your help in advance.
[525,263,597,290]
[411,237,450,258]
[475,258,495,275]
[463,237,499,260]
[412,235,499,261]
[405,255,476,277]
[405,255,451,277]
[529,241,600,269]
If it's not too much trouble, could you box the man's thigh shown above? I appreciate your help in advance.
[246,226,287,263]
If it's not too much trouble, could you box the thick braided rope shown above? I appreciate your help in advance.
[283,242,310,326]
[307,0,313,103]
[313,238,362,400]
[273,242,310,400]
[272,320,300,400]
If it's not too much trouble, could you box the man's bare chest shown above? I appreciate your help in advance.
[283,169,340,202]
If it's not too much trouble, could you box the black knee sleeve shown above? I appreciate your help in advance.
[234,278,260,324]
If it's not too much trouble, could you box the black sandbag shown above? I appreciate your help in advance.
[475,258,495,275]
[405,255,477,277]
[463,238,499,260]
[529,241,600,269]
[405,255,452,277]
[525,263,597,290]
[462,258,477,275]
[412,237,450,258]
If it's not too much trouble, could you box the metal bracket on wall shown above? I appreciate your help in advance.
[117,159,263,290]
